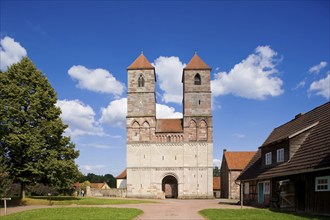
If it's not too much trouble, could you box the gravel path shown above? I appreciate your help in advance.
[1,198,252,219]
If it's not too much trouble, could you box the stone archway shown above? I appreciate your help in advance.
[162,175,178,199]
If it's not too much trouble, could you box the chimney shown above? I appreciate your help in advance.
[223,148,227,153]
[295,113,303,119]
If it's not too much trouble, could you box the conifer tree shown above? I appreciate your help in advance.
[0,57,80,198]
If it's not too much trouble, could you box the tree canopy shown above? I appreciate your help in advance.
[0,57,80,198]
[79,173,116,188]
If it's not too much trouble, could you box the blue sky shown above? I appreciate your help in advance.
[1,1,329,176]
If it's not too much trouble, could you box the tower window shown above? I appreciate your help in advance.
[194,73,201,85]
[138,74,145,87]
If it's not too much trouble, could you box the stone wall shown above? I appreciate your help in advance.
[87,187,127,198]
[126,142,213,199]
[229,171,241,199]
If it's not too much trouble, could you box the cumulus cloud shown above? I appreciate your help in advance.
[309,61,327,74]
[153,56,186,104]
[0,36,27,71]
[56,99,106,138]
[68,65,125,96]
[213,159,221,167]
[156,104,183,119]
[211,46,284,100]
[232,133,246,138]
[308,73,330,99]
[100,98,127,128]
[81,165,106,172]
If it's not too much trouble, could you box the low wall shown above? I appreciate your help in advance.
[86,187,127,198]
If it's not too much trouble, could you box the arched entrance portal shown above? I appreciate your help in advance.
[162,175,178,198]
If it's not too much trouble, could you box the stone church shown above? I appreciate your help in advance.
[126,53,213,199]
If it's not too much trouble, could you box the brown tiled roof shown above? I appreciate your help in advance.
[184,53,211,70]
[127,53,154,70]
[156,119,183,133]
[237,102,330,181]
[224,151,256,170]
[90,183,107,189]
[213,177,221,190]
[116,169,127,179]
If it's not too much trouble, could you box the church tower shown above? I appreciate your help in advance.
[126,53,156,143]
[183,53,213,143]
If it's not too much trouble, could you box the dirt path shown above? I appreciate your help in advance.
[1,199,252,219]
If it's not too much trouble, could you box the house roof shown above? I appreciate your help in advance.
[213,177,221,190]
[116,169,127,179]
[127,53,154,70]
[223,151,256,170]
[237,102,330,181]
[184,53,211,70]
[90,183,108,189]
[156,119,183,133]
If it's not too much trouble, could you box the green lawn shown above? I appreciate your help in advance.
[21,196,155,206]
[199,209,328,220]
[2,207,143,220]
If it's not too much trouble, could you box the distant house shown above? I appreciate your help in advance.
[237,102,330,215]
[90,182,110,189]
[213,176,221,198]
[220,150,256,199]
[116,169,127,189]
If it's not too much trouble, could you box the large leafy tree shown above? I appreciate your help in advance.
[0,57,80,198]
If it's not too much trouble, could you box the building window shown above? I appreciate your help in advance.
[138,74,144,87]
[264,181,270,194]
[265,152,272,165]
[194,73,201,85]
[277,148,284,162]
[244,182,249,194]
[315,176,330,191]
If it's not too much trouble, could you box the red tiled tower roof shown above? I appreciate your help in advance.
[127,53,154,70]
[184,53,211,70]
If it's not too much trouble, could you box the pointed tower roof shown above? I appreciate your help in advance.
[184,53,211,70]
[127,53,154,70]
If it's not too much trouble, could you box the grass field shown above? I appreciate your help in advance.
[21,196,155,206]
[2,207,143,220]
[199,209,328,220]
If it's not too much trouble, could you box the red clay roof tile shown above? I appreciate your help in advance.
[224,151,256,170]
[127,53,154,70]
[156,119,183,133]
[184,53,211,70]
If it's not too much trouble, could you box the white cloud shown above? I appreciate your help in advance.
[211,46,284,100]
[0,36,27,71]
[56,99,106,138]
[213,159,221,167]
[309,61,327,74]
[100,98,127,128]
[156,104,183,119]
[308,73,330,99]
[293,79,306,90]
[68,65,125,96]
[232,133,246,138]
[153,56,186,104]
[81,165,106,172]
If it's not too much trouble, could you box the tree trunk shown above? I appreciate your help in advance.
[21,183,26,199]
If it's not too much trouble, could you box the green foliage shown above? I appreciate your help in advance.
[213,166,220,177]
[2,207,143,220]
[0,57,80,197]
[199,209,327,220]
[79,173,116,188]
[0,155,12,197]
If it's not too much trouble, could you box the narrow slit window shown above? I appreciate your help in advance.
[138,74,145,87]
[194,73,201,85]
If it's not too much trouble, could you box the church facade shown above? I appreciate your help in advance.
[126,53,213,199]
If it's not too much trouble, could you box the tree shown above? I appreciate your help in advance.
[213,166,220,177]
[0,155,12,197]
[0,57,80,198]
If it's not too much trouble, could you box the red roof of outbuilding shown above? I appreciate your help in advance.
[224,151,256,170]
[213,177,221,190]
[116,169,127,179]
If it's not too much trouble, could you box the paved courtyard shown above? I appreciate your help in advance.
[1,198,252,219]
